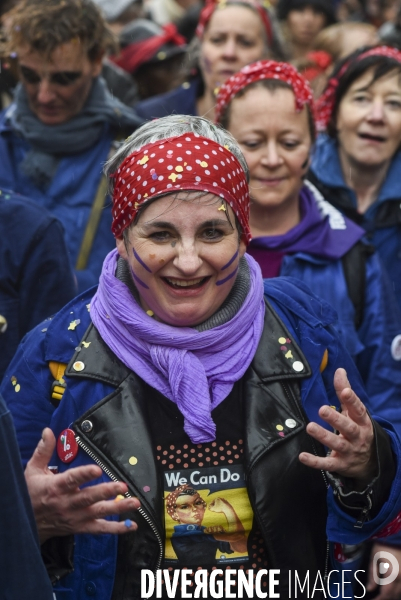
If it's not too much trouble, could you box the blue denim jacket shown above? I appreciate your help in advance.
[2,281,401,600]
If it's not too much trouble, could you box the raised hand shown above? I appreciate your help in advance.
[299,368,377,485]
[25,428,140,543]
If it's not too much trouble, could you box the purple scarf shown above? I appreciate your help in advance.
[90,250,265,443]
[249,182,365,259]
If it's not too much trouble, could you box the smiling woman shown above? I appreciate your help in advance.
[116,194,245,326]
[310,46,401,311]
[134,0,283,122]
[215,59,401,421]
[3,114,401,599]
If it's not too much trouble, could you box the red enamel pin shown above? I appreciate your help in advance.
[57,428,78,463]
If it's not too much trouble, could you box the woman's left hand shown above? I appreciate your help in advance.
[299,368,377,484]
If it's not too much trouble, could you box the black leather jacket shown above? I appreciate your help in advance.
[55,300,394,599]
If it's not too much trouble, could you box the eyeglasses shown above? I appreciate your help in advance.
[19,65,82,86]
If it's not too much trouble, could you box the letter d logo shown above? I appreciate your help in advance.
[373,551,399,586]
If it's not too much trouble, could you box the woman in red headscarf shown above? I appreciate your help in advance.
[216,59,401,597]
[135,0,284,122]
[3,114,401,599]
[215,57,401,450]
[310,45,401,316]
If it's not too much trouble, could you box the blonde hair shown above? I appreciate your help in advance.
[313,22,377,63]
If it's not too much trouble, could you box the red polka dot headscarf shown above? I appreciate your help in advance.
[196,0,273,48]
[215,59,315,124]
[316,46,401,132]
[111,133,252,243]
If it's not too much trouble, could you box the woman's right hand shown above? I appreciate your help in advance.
[25,428,140,544]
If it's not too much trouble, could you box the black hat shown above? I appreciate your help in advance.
[277,0,336,25]
[119,19,187,69]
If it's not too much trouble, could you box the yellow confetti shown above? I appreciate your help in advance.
[168,173,179,182]
[146,310,154,317]
[82,341,91,348]
[134,202,140,209]
[276,424,284,431]
[68,320,78,331]
[200,161,208,168]
[175,165,183,172]
[330,405,337,410]
[218,204,226,211]
[285,350,293,359]
[214,87,220,96]
[224,145,229,149]
[129,456,138,465]
[115,494,125,502]
[139,155,149,165]
[11,376,17,385]
[15,384,21,392]
[278,337,286,344]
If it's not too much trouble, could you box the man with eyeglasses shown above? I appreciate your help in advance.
[0,0,142,293]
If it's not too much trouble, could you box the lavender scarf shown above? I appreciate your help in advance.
[90,249,265,443]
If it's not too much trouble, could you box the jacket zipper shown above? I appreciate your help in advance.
[75,434,163,572]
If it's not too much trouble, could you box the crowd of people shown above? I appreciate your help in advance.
[1,0,401,599]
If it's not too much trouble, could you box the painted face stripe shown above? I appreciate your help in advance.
[221,249,239,271]
[216,266,238,286]
[133,248,152,273]
[131,269,150,289]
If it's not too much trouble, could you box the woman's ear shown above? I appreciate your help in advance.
[116,236,129,260]
[239,239,247,258]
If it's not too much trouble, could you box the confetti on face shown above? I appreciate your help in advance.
[133,248,152,273]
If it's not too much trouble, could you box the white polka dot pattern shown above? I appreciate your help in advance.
[111,134,252,243]
[215,60,315,125]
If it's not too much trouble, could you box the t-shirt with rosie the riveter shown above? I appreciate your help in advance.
[112,379,269,599]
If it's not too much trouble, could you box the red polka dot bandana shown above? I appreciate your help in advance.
[316,46,401,132]
[215,60,315,124]
[196,0,273,48]
[111,133,251,243]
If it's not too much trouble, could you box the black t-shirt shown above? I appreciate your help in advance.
[112,382,269,599]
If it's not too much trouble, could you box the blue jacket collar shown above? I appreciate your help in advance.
[312,133,401,203]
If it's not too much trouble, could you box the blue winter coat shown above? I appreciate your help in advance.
[310,134,401,310]
[2,280,401,600]
[0,188,76,379]
[278,246,401,431]
[0,393,54,599]
[135,78,200,121]
[0,111,116,294]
